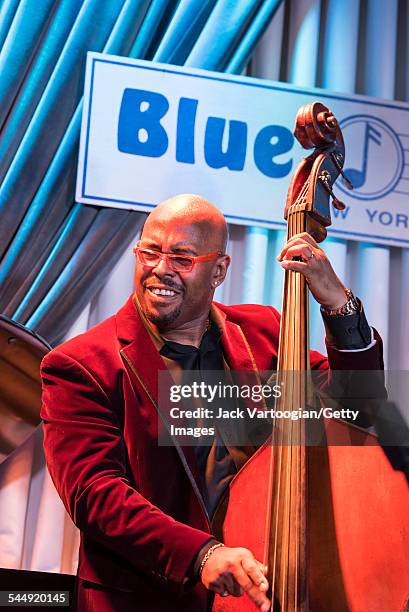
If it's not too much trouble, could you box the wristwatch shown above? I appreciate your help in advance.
[321,288,360,316]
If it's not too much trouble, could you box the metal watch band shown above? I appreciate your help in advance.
[321,288,360,317]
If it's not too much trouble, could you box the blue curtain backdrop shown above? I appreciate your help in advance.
[0,0,408,359]
[0,0,282,344]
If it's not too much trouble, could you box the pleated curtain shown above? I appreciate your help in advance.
[0,0,282,346]
[0,0,283,575]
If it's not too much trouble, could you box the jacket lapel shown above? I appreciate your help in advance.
[211,305,269,454]
[116,297,208,521]
[214,304,265,405]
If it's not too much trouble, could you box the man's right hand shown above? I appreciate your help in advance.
[200,546,271,611]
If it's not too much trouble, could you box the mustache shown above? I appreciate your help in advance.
[145,278,185,293]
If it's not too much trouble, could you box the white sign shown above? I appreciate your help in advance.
[76,52,409,248]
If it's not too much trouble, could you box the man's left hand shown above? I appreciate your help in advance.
[277,232,347,309]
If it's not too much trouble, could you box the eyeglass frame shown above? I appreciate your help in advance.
[133,242,224,273]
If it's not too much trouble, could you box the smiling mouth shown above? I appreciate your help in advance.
[146,286,181,298]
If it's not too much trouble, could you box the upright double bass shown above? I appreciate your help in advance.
[213,103,409,611]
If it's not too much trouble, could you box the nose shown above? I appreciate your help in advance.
[151,254,175,276]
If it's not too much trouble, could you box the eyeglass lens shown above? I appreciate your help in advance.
[139,249,193,271]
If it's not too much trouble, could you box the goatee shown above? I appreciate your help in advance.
[146,306,182,331]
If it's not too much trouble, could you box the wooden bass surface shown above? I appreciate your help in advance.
[212,419,409,612]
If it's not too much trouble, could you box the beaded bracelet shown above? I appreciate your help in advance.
[199,543,225,576]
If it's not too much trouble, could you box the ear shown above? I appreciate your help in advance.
[211,255,231,288]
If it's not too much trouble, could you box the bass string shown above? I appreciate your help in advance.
[290,206,307,609]
[265,213,290,592]
[293,209,301,610]
[275,207,309,608]
[297,207,309,610]
[265,182,310,607]
[283,208,302,610]
[280,210,296,609]
[276,209,298,607]
[265,210,292,592]
[296,207,307,610]
[287,208,302,610]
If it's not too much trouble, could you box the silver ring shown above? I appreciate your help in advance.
[221,591,229,597]
[307,249,315,261]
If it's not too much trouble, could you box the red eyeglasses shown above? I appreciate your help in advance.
[133,244,222,273]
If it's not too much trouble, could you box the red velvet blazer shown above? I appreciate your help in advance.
[40,296,384,611]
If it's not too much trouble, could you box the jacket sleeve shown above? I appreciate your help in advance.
[309,329,386,428]
[40,349,211,592]
[266,304,385,371]
[265,305,386,427]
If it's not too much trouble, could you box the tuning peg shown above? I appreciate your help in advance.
[331,195,346,210]
[318,170,346,210]
[330,152,353,190]
[341,173,353,190]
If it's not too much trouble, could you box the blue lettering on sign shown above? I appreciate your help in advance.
[332,205,350,219]
[366,209,377,223]
[117,88,295,178]
[176,98,197,164]
[205,118,247,170]
[118,88,169,157]
[254,125,293,178]
[396,213,408,228]
[366,209,409,228]
[379,211,393,226]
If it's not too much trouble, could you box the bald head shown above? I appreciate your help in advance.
[135,193,230,336]
[143,194,228,253]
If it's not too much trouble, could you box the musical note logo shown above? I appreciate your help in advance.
[344,122,382,189]
[337,115,404,201]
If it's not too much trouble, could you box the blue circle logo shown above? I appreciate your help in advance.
[337,115,404,200]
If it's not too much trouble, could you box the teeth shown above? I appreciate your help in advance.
[151,288,176,296]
